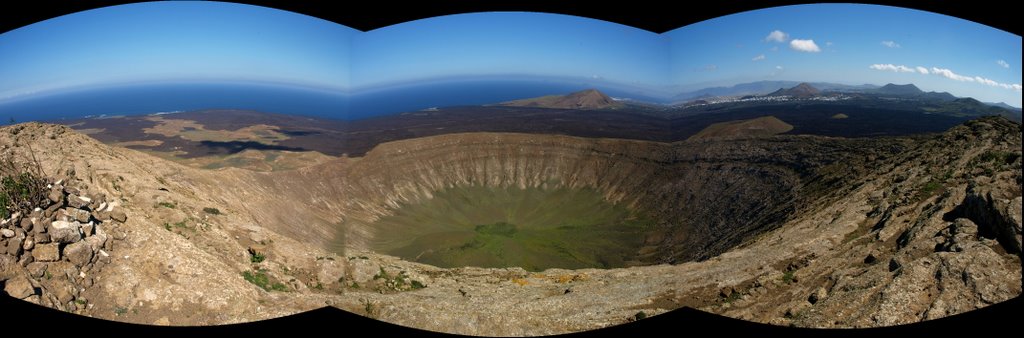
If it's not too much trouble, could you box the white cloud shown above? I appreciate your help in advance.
[776,65,783,70]
[997,60,1010,68]
[826,41,833,46]
[870,64,915,73]
[881,40,901,48]
[975,76,998,86]
[869,63,1022,93]
[930,67,975,82]
[765,30,789,43]
[752,54,766,61]
[789,39,821,53]
[770,46,779,52]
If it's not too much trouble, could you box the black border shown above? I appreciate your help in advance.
[0,0,1020,35]
[1,1,1020,337]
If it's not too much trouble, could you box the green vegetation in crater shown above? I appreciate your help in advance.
[346,185,653,271]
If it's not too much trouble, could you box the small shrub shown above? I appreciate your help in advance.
[250,252,266,263]
[115,307,128,315]
[202,207,222,215]
[156,201,176,209]
[782,270,795,284]
[634,311,647,320]
[722,291,742,304]
[920,181,942,194]
[372,267,426,291]
[0,151,48,219]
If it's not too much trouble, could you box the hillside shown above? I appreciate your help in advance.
[500,89,623,109]
[0,117,1020,335]
[688,116,794,140]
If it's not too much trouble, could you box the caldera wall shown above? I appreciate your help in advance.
[257,132,896,265]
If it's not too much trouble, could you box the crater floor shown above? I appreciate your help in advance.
[352,186,653,271]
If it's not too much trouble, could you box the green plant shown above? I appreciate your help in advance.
[723,291,742,304]
[920,181,941,194]
[242,270,270,290]
[242,269,286,292]
[250,252,266,263]
[373,267,426,291]
[634,311,647,320]
[75,299,87,305]
[202,207,222,215]
[782,270,795,284]
[364,301,375,317]
[115,307,128,315]
[156,201,176,209]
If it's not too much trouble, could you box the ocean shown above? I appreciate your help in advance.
[0,80,660,123]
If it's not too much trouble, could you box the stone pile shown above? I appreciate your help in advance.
[0,177,127,311]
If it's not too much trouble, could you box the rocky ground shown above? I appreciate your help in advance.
[0,117,1020,336]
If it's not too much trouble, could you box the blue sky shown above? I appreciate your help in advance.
[0,2,1020,106]
[351,12,668,90]
[0,1,356,100]
[668,4,1022,106]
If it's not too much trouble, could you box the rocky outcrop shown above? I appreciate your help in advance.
[701,116,1021,328]
[952,183,1022,255]
[0,174,126,311]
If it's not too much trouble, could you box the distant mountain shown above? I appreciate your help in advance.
[987,101,1023,112]
[765,83,821,98]
[921,91,958,102]
[500,89,623,109]
[872,83,956,102]
[673,81,877,102]
[875,83,923,95]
